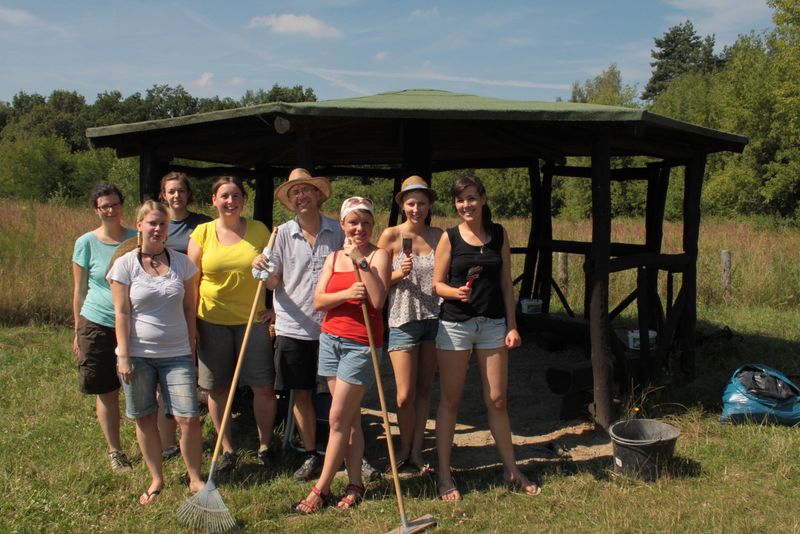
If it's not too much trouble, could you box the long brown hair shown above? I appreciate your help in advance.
[451,174,493,233]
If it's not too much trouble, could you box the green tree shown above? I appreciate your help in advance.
[240,84,317,106]
[0,135,75,199]
[144,84,199,119]
[642,21,722,101]
[570,63,638,107]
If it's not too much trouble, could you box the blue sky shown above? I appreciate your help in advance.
[0,0,775,104]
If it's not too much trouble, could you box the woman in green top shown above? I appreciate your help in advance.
[71,182,137,472]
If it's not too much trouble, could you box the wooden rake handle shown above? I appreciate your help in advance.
[208,226,279,470]
[353,261,408,522]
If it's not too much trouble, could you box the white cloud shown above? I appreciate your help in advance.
[374,51,388,62]
[246,14,341,38]
[0,7,37,26]
[663,0,773,41]
[229,76,244,87]
[410,8,439,19]
[191,72,214,88]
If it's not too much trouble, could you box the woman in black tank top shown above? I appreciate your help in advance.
[432,175,540,500]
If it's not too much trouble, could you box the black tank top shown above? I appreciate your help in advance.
[440,223,505,322]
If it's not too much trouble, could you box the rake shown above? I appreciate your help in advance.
[353,263,437,534]
[177,226,279,532]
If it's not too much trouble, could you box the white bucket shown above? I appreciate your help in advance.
[520,298,542,314]
[627,329,657,350]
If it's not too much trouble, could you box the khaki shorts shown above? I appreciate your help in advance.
[76,316,121,395]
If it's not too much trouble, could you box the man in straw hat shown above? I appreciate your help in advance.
[254,168,343,481]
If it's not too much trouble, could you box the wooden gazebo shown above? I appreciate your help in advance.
[86,89,747,430]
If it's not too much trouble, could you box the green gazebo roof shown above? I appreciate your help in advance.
[87,89,747,169]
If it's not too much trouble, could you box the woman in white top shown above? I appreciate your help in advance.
[108,200,204,505]
[377,176,443,473]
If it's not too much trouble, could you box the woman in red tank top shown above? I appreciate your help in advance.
[292,197,390,514]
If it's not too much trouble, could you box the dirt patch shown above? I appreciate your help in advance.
[361,338,612,471]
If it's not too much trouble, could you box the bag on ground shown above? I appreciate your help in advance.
[720,364,800,425]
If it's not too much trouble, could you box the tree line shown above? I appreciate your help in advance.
[1,0,798,221]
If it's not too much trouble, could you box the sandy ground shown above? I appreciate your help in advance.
[360,338,613,473]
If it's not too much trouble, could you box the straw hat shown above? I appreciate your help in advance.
[275,168,332,211]
[395,175,437,206]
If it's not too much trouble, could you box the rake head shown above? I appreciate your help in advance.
[176,479,237,533]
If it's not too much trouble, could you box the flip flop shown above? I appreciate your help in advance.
[138,488,161,506]
[437,478,462,501]
[503,475,541,496]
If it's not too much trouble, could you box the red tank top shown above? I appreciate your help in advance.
[321,254,383,345]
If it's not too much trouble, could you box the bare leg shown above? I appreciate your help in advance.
[96,390,122,452]
[388,347,417,460]
[135,411,164,503]
[156,386,178,451]
[475,347,538,494]
[344,412,365,486]
[435,348,471,500]
[292,388,317,452]
[411,340,438,466]
[295,377,364,512]
[207,387,234,452]
[175,416,205,493]
[251,385,277,450]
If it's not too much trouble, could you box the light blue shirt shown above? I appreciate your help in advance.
[72,228,137,327]
[271,215,344,340]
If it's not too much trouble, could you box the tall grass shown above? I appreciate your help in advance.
[1,199,799,324]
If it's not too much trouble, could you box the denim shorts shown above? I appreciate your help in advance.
[120,355,199,419]
[387,319,439,352]
[196,319,274,390]
[318,332,377,386]
[436,316,507,351]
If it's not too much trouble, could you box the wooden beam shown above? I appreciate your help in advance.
[589,136,614,432]
[519,164,540,300]
[167,164,265,180]
[542,164,661,181]
[253,166,274,230]
[608,252,690,273]
[680,153,705,380]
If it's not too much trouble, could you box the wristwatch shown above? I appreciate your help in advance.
[357,258,369,271]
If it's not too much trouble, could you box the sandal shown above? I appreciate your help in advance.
[437,477,462,501]
[396,458,435,476]
[138,488,161,506]
[336,483,365,511]
[503,474,541,496]
[291,486,333,514]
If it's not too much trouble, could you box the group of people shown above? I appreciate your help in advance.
[71,168,540,511]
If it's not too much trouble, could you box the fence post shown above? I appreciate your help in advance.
[557,252,569,292]
[721,249,732,299]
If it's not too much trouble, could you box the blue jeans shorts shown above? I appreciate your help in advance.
[120,355,199,419]
[387,319,439,352]
[318,332,377,386]
[436,316,507,351]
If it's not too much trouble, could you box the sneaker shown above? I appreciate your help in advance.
[258,446,276,469]
[216,451,235,473]
[293,453,323,481]
[109,450,132,472]
[162,445,180,460]
[361,457,381,482]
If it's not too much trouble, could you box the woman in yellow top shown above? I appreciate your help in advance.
[187,176,276,472]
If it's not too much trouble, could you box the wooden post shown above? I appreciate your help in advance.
[253,167,274,230]
[721,249,732,299]
[519,164,540,301]
[394,119,432,228]
[138,147,165,202]
[589,136,613,432]
[557,252,569,293]
[681,154,706,381]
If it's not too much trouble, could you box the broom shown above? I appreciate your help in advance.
[353,263,437,534]
[177,226,279,532]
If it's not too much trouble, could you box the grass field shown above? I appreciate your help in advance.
[1,200,799,532]
[1,310,799,533]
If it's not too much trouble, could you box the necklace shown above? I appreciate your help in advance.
[140,249,168,269]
